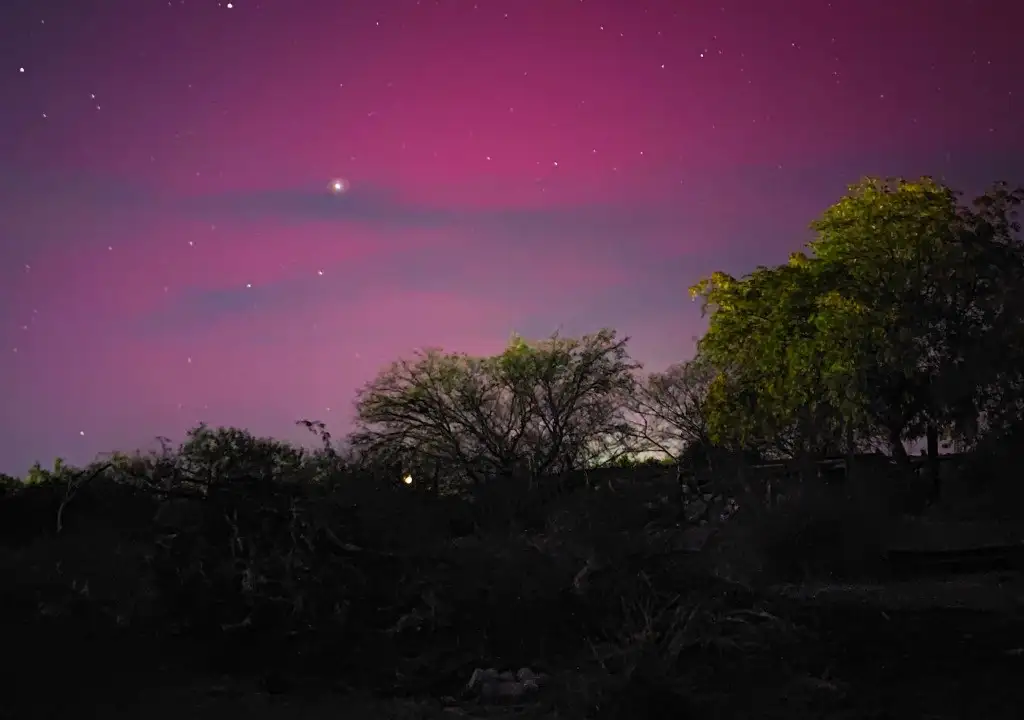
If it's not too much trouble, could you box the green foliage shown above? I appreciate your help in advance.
[808,178,971,448]
[690,257,842,454]
[692,176,1024,458]
[24,457,71,485]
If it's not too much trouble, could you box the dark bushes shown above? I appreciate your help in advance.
[1,448,797,708]
[709,479,893,585]
[14,434,999,717]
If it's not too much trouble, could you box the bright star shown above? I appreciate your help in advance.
[329,178,349,194]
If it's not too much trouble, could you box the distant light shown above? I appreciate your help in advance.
[329,178,349,194]
[402,474,413,485]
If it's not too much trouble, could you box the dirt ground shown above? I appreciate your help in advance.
[7,593,1024,720]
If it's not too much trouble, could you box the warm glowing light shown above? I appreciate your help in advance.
[402,474,413,485]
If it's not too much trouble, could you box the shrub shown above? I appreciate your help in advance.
[710,479,893,585]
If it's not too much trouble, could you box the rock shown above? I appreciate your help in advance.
[466,667,498,691]
[468,666,546,703]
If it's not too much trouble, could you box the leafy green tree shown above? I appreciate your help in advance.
[807,178,963,464]
[24,457,72,485]
[809,178,1024,486]
[690,257,844,464]
[351,329,639,491]
[692,176,1024,493]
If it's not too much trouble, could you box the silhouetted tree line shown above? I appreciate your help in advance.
[346,177,1024,498]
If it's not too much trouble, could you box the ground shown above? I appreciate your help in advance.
[9,581,1024,720]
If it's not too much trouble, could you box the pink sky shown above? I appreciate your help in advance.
[0,0,1021,472]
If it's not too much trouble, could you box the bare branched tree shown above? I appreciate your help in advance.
[351,329,639,492]
[629,358,715,465]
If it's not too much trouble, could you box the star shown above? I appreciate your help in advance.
[329,178,349,194]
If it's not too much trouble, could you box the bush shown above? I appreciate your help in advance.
[710,478,893,585]
[0,428,897,716]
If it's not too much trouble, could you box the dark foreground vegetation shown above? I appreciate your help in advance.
[4,177,1024,718]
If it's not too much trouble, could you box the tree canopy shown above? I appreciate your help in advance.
[691,177,1024,462]
[350,329,639,491]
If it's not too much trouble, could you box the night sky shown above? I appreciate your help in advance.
[1,0,1021,473]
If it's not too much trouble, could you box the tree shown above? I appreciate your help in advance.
[946,182,1024,448]
[806,178,960,464]
[690,257,845,466]
[629,358,714,464]
[175,423,310,491]
[351,329,639,493]
[809,178,1024,491]
[691,176,1024,496]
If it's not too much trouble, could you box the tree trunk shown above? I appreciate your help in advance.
[889,428,910,466]
[926,421,941,504]
[797,411,816,486]
[844,420,856,487]
[675,461,685,510]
